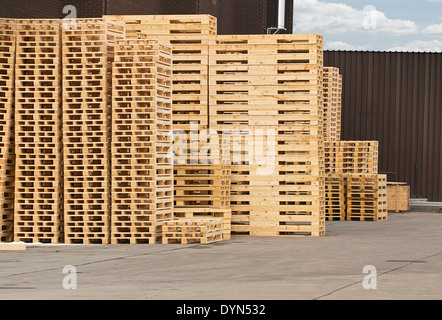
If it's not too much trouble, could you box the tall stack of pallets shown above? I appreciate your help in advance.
[323,67,342,142]
[0,19,16,242]
[13,19,62,243]
[209,34,325,237]
[323,67,345,221]
[62,18,125,244]
[111,39,173,244]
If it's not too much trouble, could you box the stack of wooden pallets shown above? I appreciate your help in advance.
[62,18,125,244]
[210,34,326,237]
[322,66,386,221]
[162,218,223,244]
[325,174,346,221]
[111,39,174,244]
[105,15,217,134]
[173,161,231,239]
[324,141,382,221]
[13,19,63,243]
[173,134,231,240]
[325,141,378,174]
[0,19,16,242]
[0,14,396,244]
[346,174,388,221]
[323,67,342,142]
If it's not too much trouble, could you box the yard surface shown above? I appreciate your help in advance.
[0,212,441,300]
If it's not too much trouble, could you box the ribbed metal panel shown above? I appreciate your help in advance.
[325,50,442,201]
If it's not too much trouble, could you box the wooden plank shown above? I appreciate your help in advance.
[0,243,26,251]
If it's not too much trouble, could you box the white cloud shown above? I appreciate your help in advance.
[422,23,442,35]
[293,0,419,35]
[324,41,369,51]
[387,40,442,52]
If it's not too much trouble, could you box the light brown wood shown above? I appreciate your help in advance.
[0,243,26,251]
[387,183,410,213]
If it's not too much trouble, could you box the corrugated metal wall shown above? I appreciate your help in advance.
[324,51,442,202]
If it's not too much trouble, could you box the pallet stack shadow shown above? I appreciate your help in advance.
[62,18,125,244]
[14,19,62,243]
[111,39,174,244]
[209,34,326,237]
[0,19,15,242]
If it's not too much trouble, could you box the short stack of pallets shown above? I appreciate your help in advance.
[111,39,174,244]
[14,19,63,243]
[325,141,379,175]
[324,140,385,220]
[325,174,346,221]
[346,174,388,221]
[62,18,125,244]
[162,218,223,244]
[0,19,15,242]
[209,34,326,237]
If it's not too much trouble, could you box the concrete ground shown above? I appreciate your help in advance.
[0,212,441,300]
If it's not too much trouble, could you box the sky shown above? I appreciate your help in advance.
[292,0,442,52]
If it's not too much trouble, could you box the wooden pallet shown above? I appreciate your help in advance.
[387,182,410,213]
[162,218,223,245]
[13,19,63,244]
[111,39,173,244]
[62,18,125,244]
[208,34,325,237]
[346,174,388,221]
[105,15,217,39]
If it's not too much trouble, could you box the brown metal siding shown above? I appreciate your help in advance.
[325,50,442,201]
